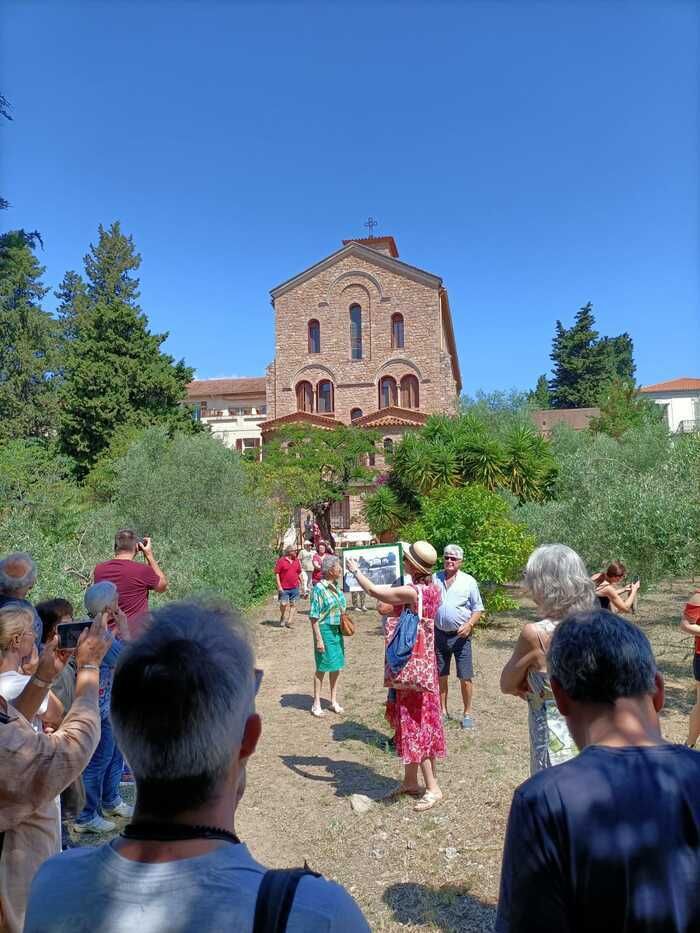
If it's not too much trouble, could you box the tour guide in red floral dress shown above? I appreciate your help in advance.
[346,540,446,812]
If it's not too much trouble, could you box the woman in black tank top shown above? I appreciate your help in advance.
[592,561,640,614]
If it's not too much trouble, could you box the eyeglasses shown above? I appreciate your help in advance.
[254,668,264,695]
[443,555,461,562]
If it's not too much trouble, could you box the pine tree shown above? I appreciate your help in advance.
[548,303,635,409]
[0,231,60,440]
[55,270,89,341]
[530,374,550,409]
[58,222,197,476]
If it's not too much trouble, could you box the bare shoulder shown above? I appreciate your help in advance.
[687,592,700,607]
[518,622,543,648]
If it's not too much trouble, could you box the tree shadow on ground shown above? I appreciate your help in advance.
[655,655,694,681]
[661,684,694,716]
[331,719,394,753]
[383,881,497,932]
[280,754,396,798]
[279,693,311,711]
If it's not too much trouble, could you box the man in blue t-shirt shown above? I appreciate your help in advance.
[433,544,484,729]
[25,600,369,933]
[496,609,700,933]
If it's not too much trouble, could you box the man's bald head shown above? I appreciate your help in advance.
[0,552,37,597]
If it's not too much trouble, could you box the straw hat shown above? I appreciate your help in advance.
[403,540,438,576]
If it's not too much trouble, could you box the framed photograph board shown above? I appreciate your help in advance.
[340,542,404,593]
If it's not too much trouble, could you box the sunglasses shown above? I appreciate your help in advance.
[443,555,461,562]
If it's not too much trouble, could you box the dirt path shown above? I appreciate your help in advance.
[237,581,694,931]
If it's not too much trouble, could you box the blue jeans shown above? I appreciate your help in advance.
[76,716,124,823]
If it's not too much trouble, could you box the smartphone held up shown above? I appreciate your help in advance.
[57,620,92,650]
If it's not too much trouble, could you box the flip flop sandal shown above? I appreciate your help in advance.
[414,791,443,812]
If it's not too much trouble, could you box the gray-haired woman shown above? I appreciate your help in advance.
[309,555,348,717]
[500,544,596,773]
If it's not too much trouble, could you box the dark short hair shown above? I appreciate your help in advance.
[114,529,138,553]
[36,598,74,643]
[548,609,657,704]
[111,601,255,817]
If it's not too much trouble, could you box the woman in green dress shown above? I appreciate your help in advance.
[309,555,347,717]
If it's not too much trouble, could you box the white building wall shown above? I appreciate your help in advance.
[644,391,700,432]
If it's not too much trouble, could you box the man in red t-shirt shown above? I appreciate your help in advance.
[274,546,302,629]
[94,530,168,637]
[680,589,700,748]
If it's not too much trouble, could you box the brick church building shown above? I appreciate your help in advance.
[186,233,462,530]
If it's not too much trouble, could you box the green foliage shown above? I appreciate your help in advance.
[589,377,664,438]
[111,428,276,608]
[549,302,635,409]
[393,412,555,502]
[258,424,377,542]
[0,429,277,610]
[518,424,700,586]
[362,485,411,537]
[58,222,198,477]
[400,484,535,614]
[0,232,60,439]
[529,374,551,409]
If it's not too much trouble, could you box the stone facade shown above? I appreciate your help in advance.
[265,237,461,425]
[187,236,462,530]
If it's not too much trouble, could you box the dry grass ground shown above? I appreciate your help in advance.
[82,579,696,932]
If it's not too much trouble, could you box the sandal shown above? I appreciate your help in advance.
[310,705,325,718]
[330,701,344,714]
[382,785,423,802]
[413,790,443,812]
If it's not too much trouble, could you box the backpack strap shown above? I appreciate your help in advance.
[253,867,320,933]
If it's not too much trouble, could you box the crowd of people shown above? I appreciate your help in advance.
[0,525,699,930]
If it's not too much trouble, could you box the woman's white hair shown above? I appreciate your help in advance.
[524,544,596,620]
[322,555,340,575]
[84,580,118,618]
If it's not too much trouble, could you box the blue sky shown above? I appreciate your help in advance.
[2,1,698,392]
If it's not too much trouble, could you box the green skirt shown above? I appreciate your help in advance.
[315,622,345,672]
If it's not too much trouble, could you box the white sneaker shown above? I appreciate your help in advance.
[102,800,134,819]
[311,705,325,718]
[330,701,345,714]
[74,815,116,834]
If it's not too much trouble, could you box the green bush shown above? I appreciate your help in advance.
[0,429,278,611]
[400,484,535,615]
[518,424,700,585]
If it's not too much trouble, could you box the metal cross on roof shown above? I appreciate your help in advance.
[364,216,378,238]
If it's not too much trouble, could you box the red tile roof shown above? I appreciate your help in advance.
[186,377,266,398]
[261,411,337,433]
[352,407,428,428]
[639,377,700,393]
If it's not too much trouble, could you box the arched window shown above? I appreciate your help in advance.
[383,437,394,458]
[400,374,419,409]
[317,380,334,413]
[296,380,314,413]
[391,313,404,349]
[308,319,320,354]
[350,304,363,360]
[378,376,398,409]
[350,408,363,422]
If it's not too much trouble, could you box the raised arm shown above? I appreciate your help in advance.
[598,580,640,614]
[345,558,416,606]
[139,537,168,593]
